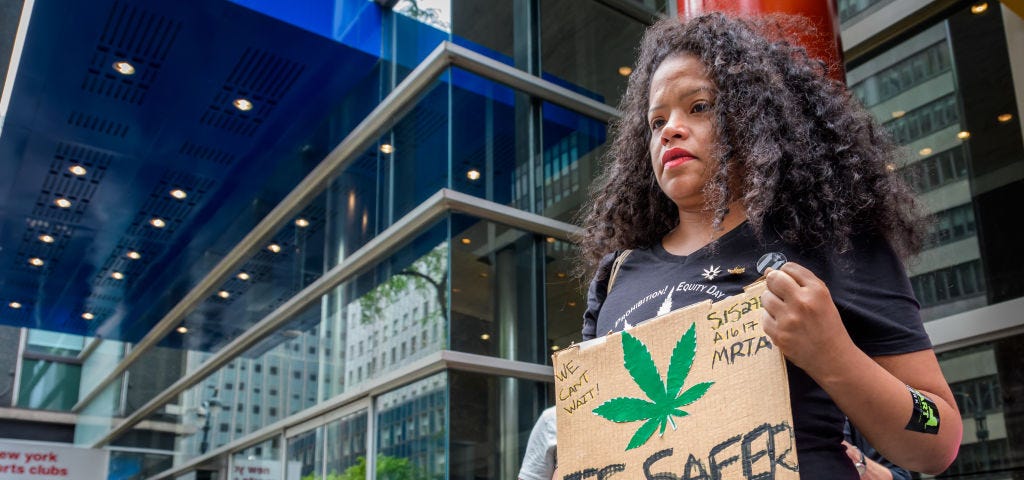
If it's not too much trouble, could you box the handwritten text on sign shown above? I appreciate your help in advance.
[557,359,601,415]
[707,295,774,369]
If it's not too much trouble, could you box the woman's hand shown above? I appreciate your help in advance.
[843,441,896,480]
[760,262,857,376]
[760,262,961,474]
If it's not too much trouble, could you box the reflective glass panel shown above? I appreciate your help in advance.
[376,373,448,479]
[847,6,1024,321]
[449,67,524,209]
[16,359,81,411]
[545,239,584,358]
[540,101,607,223]
[380,80,450,227]
[450,215,543,363]
[540,0,646,107]
[331,221,449,396]
[108,450,173,480]
[25,329,84,356]
[286,426,322,480]
[231,437,282,480]
[325,410,368,479]
[937,332,1024,477]
[449,371,553,479]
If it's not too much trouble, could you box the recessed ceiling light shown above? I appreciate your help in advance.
[918,147,933,156]
[8,302,22,309]
[217,290,230,299]
[551,345,560,351]
[267,243,282,253]
[111,271,124,280]
[54,198,72,208]
[957,131,971,140]
[452,288,461,293]
[971,2,988,14]
[379,144,394,154]
[556,272,567,278]
[546,237,556,244]
[177,326,188,334]
[112,61,136,75]
[68,165,87,176]
[479,272,488,278]
[237,272,251,281]
[891,110,906,119]
[567,301,577,307]
[886,163,897,172]
[466,169,481,181]
[998,113,1014,123]
[82,312,95,320]
[28,257,44,267]
[480,333,490,341]
[149,218,166,228]
[126,251,141,260]
[460,237,471,245]
[294,218,310,228]
[233,98,253,111]
[170,189,187,200]
[618,66,633,76]
[38,234,55,244]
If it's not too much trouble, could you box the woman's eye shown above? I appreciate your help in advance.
[691,102,711,114]
[650,118,665,130]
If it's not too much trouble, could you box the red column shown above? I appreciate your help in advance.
[677,0,844,83]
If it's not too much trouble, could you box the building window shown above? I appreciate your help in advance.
[882,94,959,145]
[926,203,977,248]
[850,41,951,106]
[911,260,986,307]
[902,146,969,193]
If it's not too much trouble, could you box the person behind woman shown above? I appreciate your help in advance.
[577,13,961,478]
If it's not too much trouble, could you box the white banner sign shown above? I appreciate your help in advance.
[230,459,301,480]
[0,441,109,480]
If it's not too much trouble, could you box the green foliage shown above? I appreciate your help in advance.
[300,454,431,480]
[593,324,713,450]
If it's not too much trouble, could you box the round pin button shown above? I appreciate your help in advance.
[756,252,788,274]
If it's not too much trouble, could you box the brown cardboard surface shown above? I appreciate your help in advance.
[553,280,799,479]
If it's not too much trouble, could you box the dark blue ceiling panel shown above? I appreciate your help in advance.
[0,0,384,351]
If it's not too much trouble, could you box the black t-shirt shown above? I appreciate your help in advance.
[582,222,931,479]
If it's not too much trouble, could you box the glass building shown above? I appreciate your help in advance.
[0,0,1021,479]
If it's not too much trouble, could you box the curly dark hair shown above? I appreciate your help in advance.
[577,12,925,273]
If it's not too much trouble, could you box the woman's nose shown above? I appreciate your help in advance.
[660,119,688,145]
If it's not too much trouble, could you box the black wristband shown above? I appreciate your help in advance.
[905,385,940,434]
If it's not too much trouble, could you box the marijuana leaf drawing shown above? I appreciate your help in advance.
[592,323,713,450]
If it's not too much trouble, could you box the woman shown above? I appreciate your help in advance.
[578,13,961,478]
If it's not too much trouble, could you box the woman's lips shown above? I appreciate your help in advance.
[662,148,695,169]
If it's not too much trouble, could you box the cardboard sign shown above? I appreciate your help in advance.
[553,281,799,479]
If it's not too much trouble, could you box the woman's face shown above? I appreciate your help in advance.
[647,52,718,211]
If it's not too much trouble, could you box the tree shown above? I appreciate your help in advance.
[358,244,447,328]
